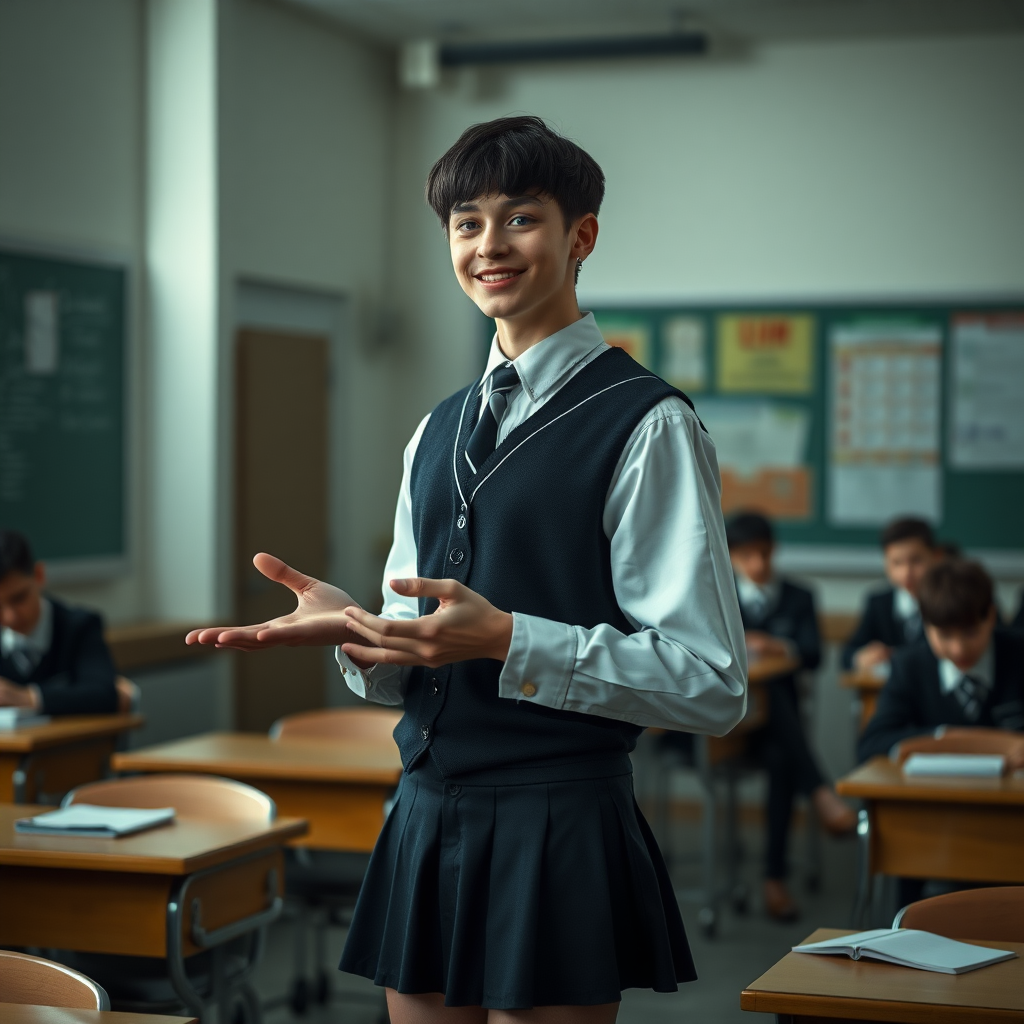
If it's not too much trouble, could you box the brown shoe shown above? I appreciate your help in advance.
[812,785,858,836]
[763,879,800,922]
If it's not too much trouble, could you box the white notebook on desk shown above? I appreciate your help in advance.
[0,707,50,731]
[794,928,1016,974]
[15,804,176,838]
[902,753,1006,778]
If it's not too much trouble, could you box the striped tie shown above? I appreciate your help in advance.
[465,361,520,474]
[954,673,989,722]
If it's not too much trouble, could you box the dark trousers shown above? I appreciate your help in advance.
[751,676,825,880]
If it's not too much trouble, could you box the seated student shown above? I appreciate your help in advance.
[858,559,1024,763]
[0,529,117,714]
[727,512,857,921]
[842,517,939,672]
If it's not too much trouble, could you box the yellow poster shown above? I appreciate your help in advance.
[716,314,814,393]
[595,318,652,369]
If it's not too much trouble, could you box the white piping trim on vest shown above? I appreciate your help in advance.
[468,375,656,505]
[451,382,476,512]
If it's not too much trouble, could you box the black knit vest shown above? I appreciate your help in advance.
[395,346,692,784]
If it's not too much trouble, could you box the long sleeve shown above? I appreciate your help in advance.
[842,593,886,670]
[36,613,118,715]
[856,653,932,762]
[498,397,748,736]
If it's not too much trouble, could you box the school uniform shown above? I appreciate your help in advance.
[857,628,1024,763]
[336,314,747,1008]
[841,586,922,670]
[736,576,826,880]
[0,597,117,715]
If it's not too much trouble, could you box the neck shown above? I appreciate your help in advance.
[494,286,582,360]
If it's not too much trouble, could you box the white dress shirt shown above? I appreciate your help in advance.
[337,313,747,735]
[938,642,994,695]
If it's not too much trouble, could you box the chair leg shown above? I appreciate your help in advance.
[850,807,872,928]
[289,903,311,1015]
[313,909,331,1005]
[804,799,822,893]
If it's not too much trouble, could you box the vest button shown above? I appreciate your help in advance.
[431,677,439,695]
[456,514,466,529]
[421,725,430,741]
[449,548,465,564]
[448,784,461,796]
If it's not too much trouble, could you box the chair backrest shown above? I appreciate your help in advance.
[63,773,275,823]
[115,675,141,714]
[894,886,1024,943]
[270,706,403,742]
[0,950,109,1010]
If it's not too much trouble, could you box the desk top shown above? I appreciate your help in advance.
[841,667,888,693]
[837,757,1024,806]
[741,928,1024,1022]
[0,715,144,754]
[0,804,306,874]
[747,653,801,685]
[112,731,403,785]
[0,1006,195,1024]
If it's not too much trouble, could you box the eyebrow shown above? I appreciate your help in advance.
[451,195,546,215]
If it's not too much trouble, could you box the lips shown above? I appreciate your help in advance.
[474,268,524,284]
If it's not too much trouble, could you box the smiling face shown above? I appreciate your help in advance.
[447,193,597,349]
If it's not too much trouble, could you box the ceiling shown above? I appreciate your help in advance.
[281,0,1024,46]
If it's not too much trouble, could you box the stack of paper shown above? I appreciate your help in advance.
[902,753,1006,778]
[794,929,1016,975]
[15,804,176,838]
[0,707,50,731]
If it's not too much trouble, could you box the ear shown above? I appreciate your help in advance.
[33,561,46,589]
[571,213,599,263]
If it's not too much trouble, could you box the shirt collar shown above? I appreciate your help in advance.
[482,312,608,403]
[893,587,919,622]
[0,596,52,657]
[938,640,994,694]
[735,574,780,615]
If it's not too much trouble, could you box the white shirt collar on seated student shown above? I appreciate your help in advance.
[0,595,52,662]
[938,640,994,694]
[479,311,606,442]
[893,586,919,622]
[735,573,781,617]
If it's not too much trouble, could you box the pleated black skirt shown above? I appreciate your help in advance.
[339,762,695,1008]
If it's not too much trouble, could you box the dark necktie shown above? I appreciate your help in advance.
[954,673,989,722]
[465,361,520,474]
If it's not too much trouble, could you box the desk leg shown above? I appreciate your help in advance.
[850,807,872,928]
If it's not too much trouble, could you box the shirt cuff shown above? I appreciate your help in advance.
[498,612,576,708]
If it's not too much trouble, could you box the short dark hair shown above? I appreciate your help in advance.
[917,559,993,630]
[726,511,774,549]
[0,529,35,581]
[880,516,935,550]
[425,115,605,232]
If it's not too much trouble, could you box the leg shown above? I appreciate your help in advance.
[386,991,487,1024]
[490,1003,620,1024]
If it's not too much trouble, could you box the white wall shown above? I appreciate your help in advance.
[390,31,1024,612]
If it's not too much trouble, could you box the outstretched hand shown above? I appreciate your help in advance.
[342,577,513,669]
[185,553,367,658]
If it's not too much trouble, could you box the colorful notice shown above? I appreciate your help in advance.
[716,314,814,394]
[594,317,652,369]
[661,316,707,391]
[697,400,813,520]
[828,322,942,525]
[949,314,1024,470]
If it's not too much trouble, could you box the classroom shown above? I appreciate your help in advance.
[1,0,1023,1022]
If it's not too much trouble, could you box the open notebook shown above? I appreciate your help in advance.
[794,928,1016,975]
[0,707,50,731]
[902,753,1006,778]
[15,804,176,838]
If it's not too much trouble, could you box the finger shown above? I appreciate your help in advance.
[189,626,265,645]
[340,642,423,667]
[253,552,318,596]
[389,577,462,600]
[346,607,437,641]
[344,615,425,654]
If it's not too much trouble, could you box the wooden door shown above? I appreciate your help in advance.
[235,329,329,731]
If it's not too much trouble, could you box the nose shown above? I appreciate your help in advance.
[477,223,509,260]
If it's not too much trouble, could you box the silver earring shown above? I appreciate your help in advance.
[576,257,584,271]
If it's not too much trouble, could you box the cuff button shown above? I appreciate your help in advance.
[521,682,537,697]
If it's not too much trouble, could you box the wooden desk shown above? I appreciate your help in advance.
[113,731,403,852]
[0,803,305,1018]
[0,1006,195,1024]
[0,715,143,804]
[837,758,1024,925]
[842,668,888,731]
[742,927,1024,1023]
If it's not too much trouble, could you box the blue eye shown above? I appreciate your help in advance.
[456,219,480,232]
[509,215,533,226]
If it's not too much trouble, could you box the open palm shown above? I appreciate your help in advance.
[185,552,364,653]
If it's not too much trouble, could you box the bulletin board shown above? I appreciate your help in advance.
[583,301,1024,556]
[0,246,127,570]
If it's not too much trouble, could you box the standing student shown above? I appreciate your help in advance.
[858,559,1024,763]
[0,529,118,714]
[842,517,939,671]
[189,116,747,1022]
[727,512,856,922]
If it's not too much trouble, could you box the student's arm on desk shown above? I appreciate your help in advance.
[35,611,118,715]
[841,597,884,671]
[856,654,930,762]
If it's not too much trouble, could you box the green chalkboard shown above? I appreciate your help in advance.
[0,247,126,565]
[586,301,1024,554]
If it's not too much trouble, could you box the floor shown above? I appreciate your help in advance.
[254,817,862,1024]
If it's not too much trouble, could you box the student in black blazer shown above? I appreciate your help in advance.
[842,517,939,671]
[728,513,856,922]
[0,530,117,715]
[859,559,1024,763]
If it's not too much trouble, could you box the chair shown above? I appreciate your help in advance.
[0,949,110,1010]
[893,886,1024,943]
[270,706,401,1015]
[52,773,279,1022]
